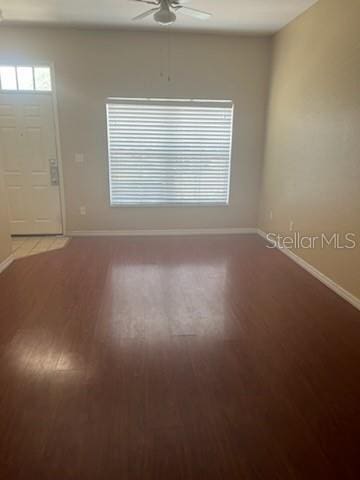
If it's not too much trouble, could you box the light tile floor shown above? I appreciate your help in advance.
[12,236,70,259]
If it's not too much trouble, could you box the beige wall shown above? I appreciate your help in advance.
[1,6,358,299]
[0,172,11,264]
[259,0,360,299]
[0,27,271,232]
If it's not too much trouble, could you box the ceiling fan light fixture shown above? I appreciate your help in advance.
[131,0,211,25]
[154,8,176,25]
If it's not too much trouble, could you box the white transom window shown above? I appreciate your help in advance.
[0,65,52,92]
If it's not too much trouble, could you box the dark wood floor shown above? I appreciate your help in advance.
[0,235,360,479]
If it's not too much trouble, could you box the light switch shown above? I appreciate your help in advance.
[75,153,85,163]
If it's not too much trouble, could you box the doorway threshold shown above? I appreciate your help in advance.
[11,235,70,259]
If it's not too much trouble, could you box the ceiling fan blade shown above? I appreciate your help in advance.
[176,6,212,20]
[130,0,159,5]
[171,0,192,5]
[132,7,159,21]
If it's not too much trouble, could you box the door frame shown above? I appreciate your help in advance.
[50,62,67,235]
[0,62,67,235]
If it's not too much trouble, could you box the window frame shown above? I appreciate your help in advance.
[0,64,52,93]
[106,97,234,208]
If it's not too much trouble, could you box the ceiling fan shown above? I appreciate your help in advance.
[131,0,212,25]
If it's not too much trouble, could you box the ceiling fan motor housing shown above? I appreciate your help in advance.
[154,1,177,25]
[131,0,211,25]
[154,9,176,24]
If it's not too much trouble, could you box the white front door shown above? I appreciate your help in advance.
[0,93,62,235]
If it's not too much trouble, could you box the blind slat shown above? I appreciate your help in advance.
[107,99,233,205]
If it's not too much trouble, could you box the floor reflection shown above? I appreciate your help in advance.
[100,260,229,341]
[6,329,81,375]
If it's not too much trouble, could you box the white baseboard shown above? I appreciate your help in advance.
[0,254,15,275]
[257,229,360,312]
[68,228,257,237]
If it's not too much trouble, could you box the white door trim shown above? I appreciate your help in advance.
[49,62,67,235]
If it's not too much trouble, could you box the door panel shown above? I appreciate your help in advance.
[33,185,61,222]
[7,187,27,222]
[0,97,30,232]
[27,128,43,171]
[0,94,62,235]
[2,127,19,172]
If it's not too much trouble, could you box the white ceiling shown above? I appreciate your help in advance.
[0,0,318,34]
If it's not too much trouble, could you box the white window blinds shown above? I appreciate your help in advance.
[106,98,234,205]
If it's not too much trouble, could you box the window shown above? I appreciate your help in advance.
[0,66,17,90]
[0,65,52,92]
[106,98,234,206]
[17,66,34,90]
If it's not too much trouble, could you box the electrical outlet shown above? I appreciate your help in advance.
[289,220,294,232]
[80,206,87,216]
